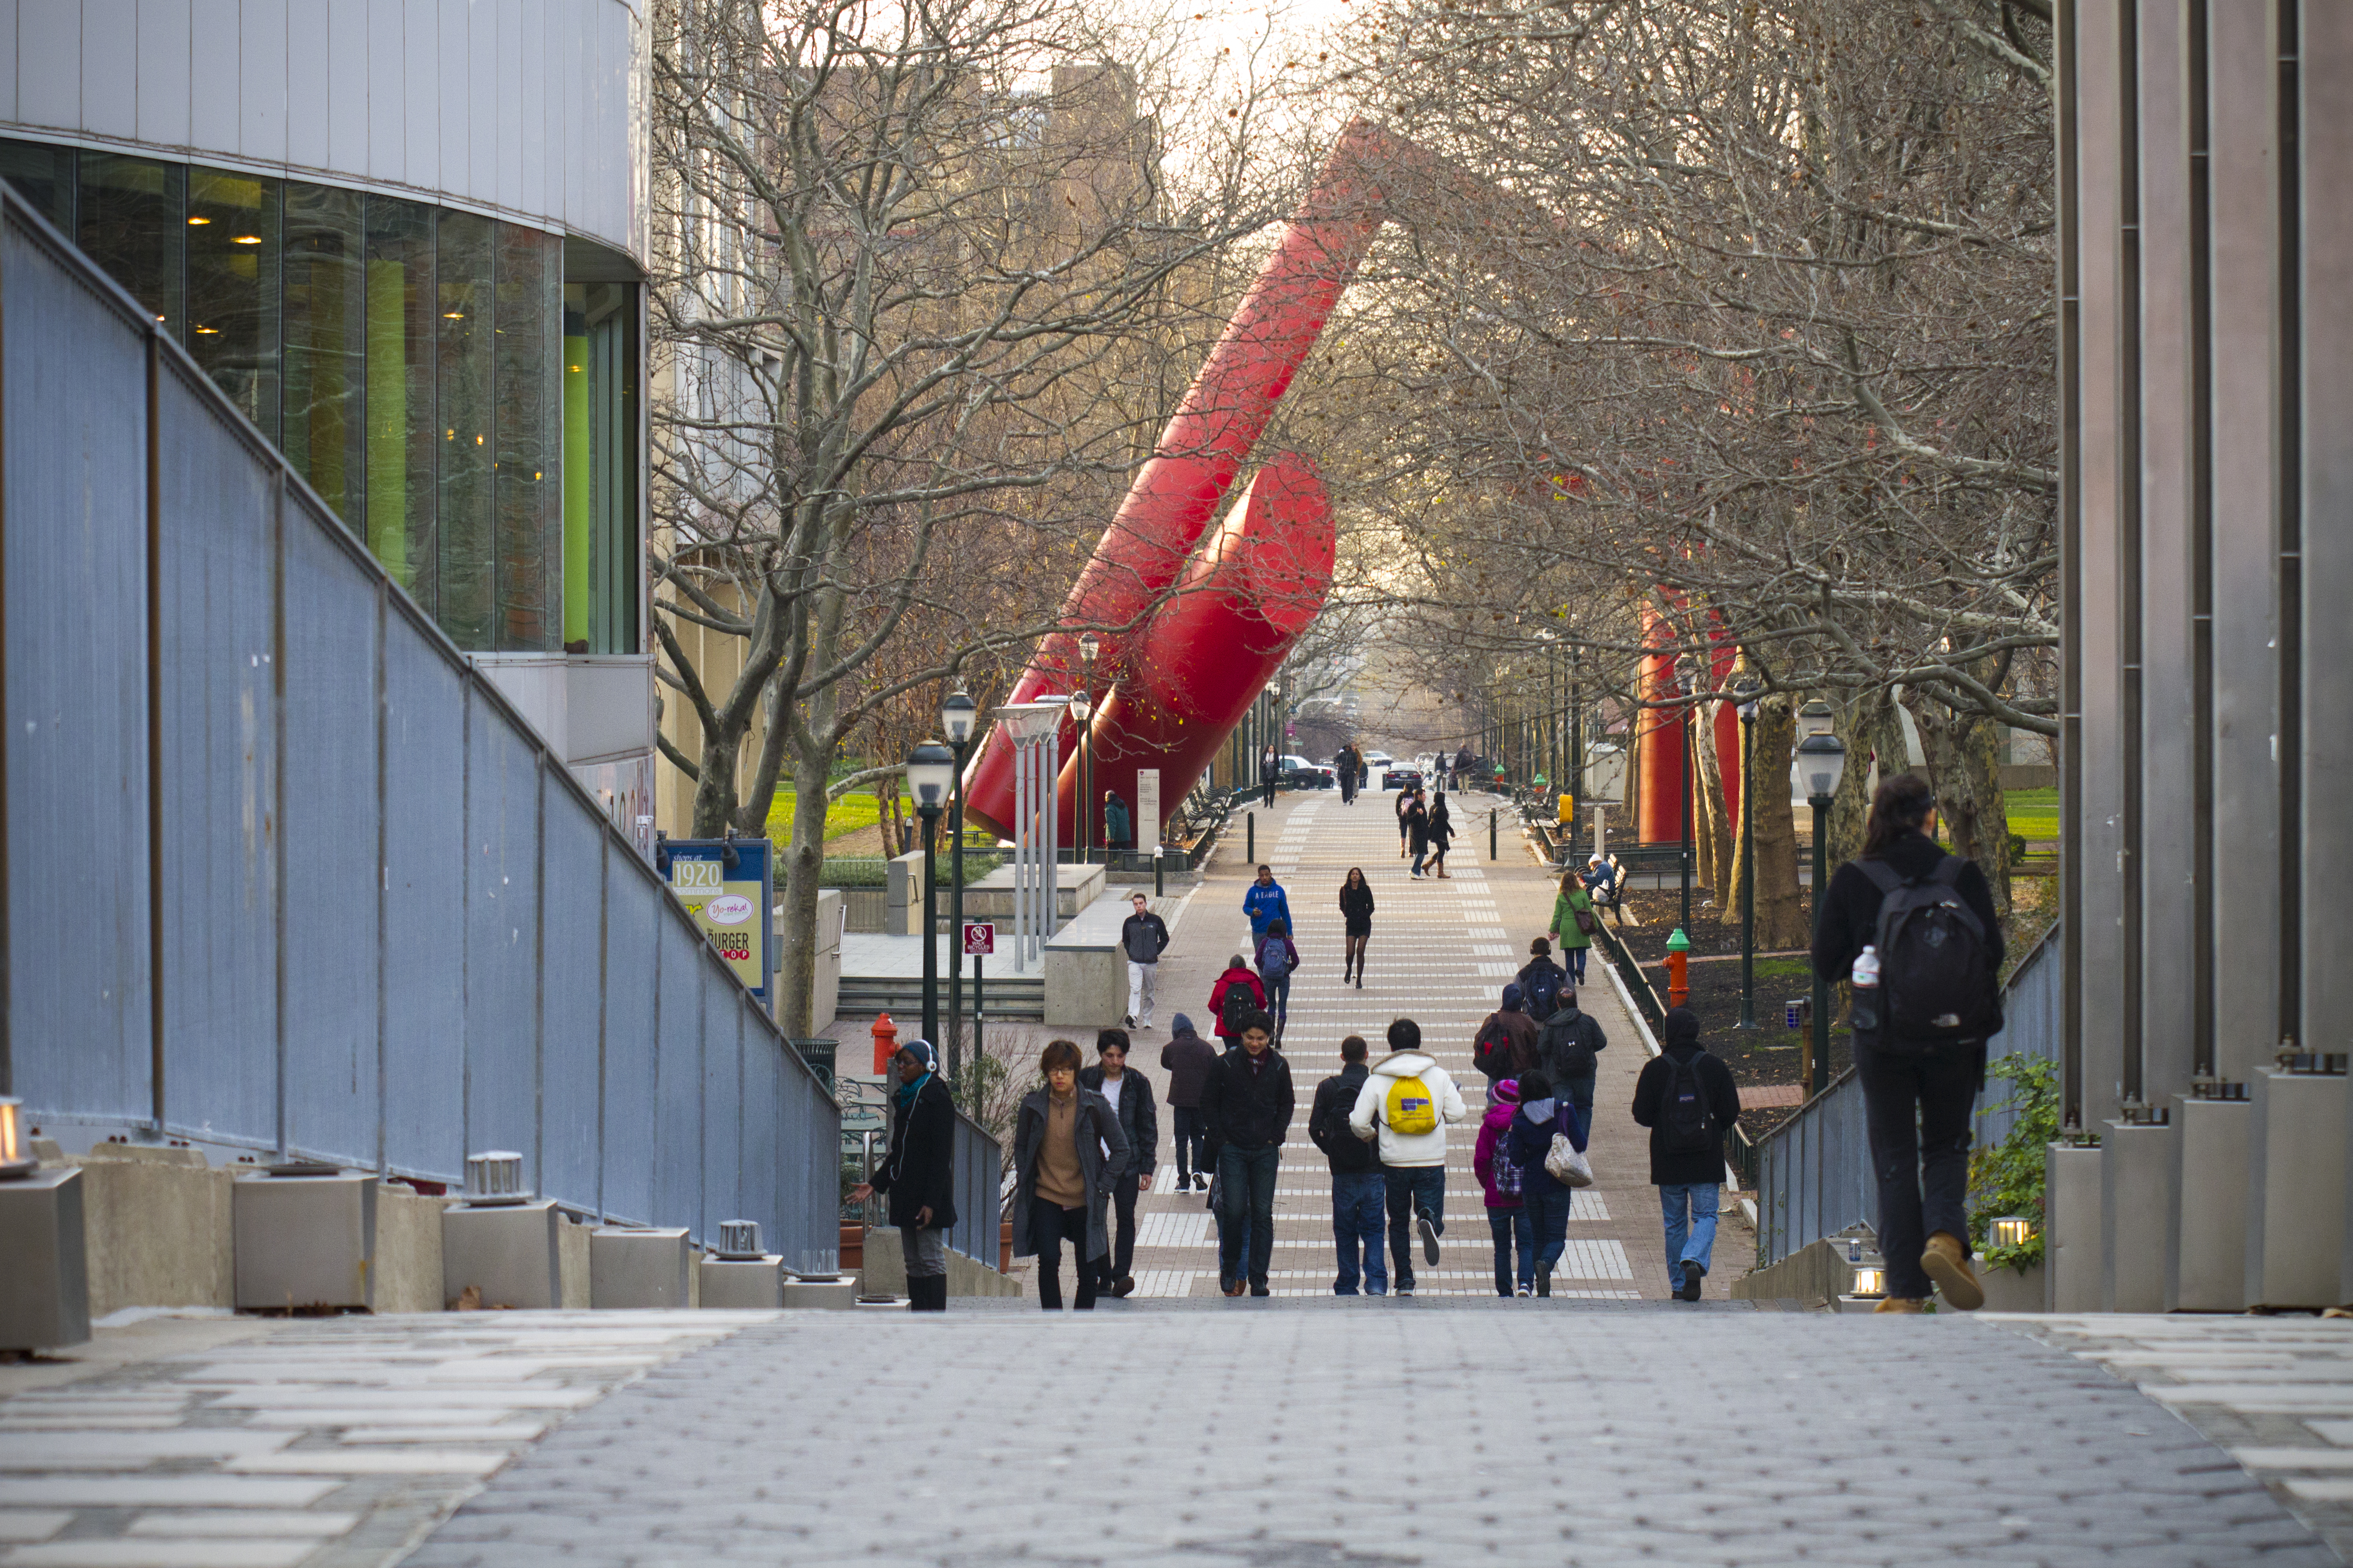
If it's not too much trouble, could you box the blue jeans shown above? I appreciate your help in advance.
[1660,1182,1720,1292]
[1332,1171,1388,1295]
[1564,946,1588,984]
[1262,973,1291,1036]
[1383,1165,1446,1284]
[1525,1187,1574,1274]
[1486,1206,1534,1294]
[1558,1071,1595,1151]
[1216,1144,1281,1286]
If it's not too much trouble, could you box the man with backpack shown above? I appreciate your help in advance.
[1630,1007,1741,1301]
[1310,1035,1386,1295]
[1254,918,1301,1042]
[1534,987,1607,1149]
[1208,956,1266,1045]
[1472,983,1540,1087]
[1516,939,1569,1022]
[1348,1017,1468,1296]
[1812,773,2004,1313]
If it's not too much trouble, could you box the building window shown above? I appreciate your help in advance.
[0,137,641,658]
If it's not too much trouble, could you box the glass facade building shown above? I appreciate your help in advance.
[0,138,639,657]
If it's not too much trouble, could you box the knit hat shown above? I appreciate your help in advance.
[1493,1078,1522,1104]
[897,1037,939,1071]
[1502,983,1524,1011]
[1662,1008,1701,1050]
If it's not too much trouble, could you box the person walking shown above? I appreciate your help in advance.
[1426,791,1455,878]
[1254,917,1300,1042]
[1474,1076,1534,1296]
[1081,1030,1157,1299]
[1208,955,1267,1043]
[1472,983,1541,1088]
[1011,1038,1131,1312]
[848,1037,957,1312]
[1309,1034,1386,1296]
[1396,784,1415,858]
[1200,1009,1293,1297]
[1348,1017,1469,1297]
[1339,867,1375,989]
[1508,1070,1579,1297]
[1160,1013,1218,1192]
[1811,772,2003,1312]
[1454,744,1475,791]
[1119,891,1169,1030]
[1103,789,1132,852]
[1260,745,1281,808]
[1630,1008,1742,1302]
[1335,743,1360,806]
[1515,938,1570,1022]
[1534,985,1607,1150]
[1405,790,1432,878]
[1547,870,1598,986]
[1243,863,1292,941]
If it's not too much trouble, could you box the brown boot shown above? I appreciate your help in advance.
[1919,1232,1984,1310]
[1872,1295,1928,1313]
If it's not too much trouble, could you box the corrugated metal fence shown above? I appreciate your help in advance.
[948,1110,1004,1266]
[1754,923,2063,1265]
[0,188,843,1271]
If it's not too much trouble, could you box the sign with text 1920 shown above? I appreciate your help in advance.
[661,838,774,1001]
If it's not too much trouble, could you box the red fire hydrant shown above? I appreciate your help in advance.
[871,1012,900,1074]
[1665,928,1691,1010]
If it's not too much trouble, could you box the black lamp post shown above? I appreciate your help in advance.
[1733,674,1761,1034]
[1796,728,1849,1097]
[1076,633,1100,861]
[906,741,956,1046]
[1676,661,1694,938]
[939,691,977,1081]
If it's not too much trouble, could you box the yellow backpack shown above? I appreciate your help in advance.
[1385,1073,1437,1137]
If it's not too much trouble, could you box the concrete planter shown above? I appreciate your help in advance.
[1974,1260,2046,1313]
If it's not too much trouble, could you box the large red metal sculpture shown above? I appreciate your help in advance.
[960,122,1409,839]
[1058,453,1335,834]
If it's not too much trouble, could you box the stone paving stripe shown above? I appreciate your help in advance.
[224,1449,512,1476]
[125,1512,361,1537]
[2232,1448,2353,1470]
[201,1388,603,1409]
[0,1478,341,1509]
[0,1416,185,1430]
[4,1540,319,1568]
[0,1513,69,1544]
[230,1408,553,1429]
[0,1432,294,1468]
[335,1423,553,1445]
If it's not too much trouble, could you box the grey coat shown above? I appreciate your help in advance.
[1010,1085,1131,1261]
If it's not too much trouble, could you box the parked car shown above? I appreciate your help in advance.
[1381,767,1424,792]
[1283,763,1338,790]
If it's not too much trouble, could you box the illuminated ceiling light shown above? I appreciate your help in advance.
[194,325,219,335]
[231,234,261,245]
[474,434,484,445]
[443,310,465,319]
[188,215,211,226]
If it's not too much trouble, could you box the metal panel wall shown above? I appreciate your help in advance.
[0,187,836,1256]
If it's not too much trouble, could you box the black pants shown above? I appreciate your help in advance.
[1031,1198,1098,1311]
[1172,1106,1209,1183]
[1856,1040,1983,1300]
[1262,781,1277,807]
[1097,1173,1140,1287]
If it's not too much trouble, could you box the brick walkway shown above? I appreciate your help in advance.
[1040,784,1751,1303]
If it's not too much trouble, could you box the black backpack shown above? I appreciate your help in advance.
[1859,858,2002,1045]
[1521,963,1562,1020]
[1220,980,1257,1036]
[1473,1015,1518,1079]
[1661,1052,1716,1154]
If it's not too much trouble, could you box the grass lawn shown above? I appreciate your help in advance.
[2007,787,2058,841]
[764,791,883,842]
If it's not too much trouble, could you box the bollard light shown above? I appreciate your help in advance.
[1990,1215,2034,1250]
[0,1097,31,1180]
[715,1219,765,1260]
[463,1150,530,1205]
[1851,1263,1887,1298]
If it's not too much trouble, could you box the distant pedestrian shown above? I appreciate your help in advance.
[1426,792,1455,878]
[1209,955,1267,1043]
[1201,1010,1293,1297]
[1630,1008,1741,1302]
[1548,870,1597,986]
[848,1037,957,1312]
[1812,773,2003,1313]
[1339,867,1375,989]
[1103,789,1132,851]
[1348,1018,1469,1297]
[1011,1038,1130,1312]
[1472,983,1541,1088]
[1455,745,1475,789]
[1119,891,1169,1030]
[1396,787,1414,858]
[1160,1014,1218,1192]
[1474,1076,1534,1296]
[1310,1034,1386,1296]
[1335,743,1360,805]
[1081,1030,1157,1299]
[1516,938,1569,1021]
[1243,863,1292,939]
[1254,917,1300,1041]
[1534,986,1607,1149]
[1260,745,1281,808]
[1406,791,1431,878]
[1509,1070,1584,1297]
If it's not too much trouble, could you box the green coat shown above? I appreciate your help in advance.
[1551,888,1595,950]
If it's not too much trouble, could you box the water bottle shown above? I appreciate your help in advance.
[1851,944,1881,1034]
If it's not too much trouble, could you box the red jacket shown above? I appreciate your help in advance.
[1208,966,1267,1037]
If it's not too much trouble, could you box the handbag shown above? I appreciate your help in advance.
[1575,907,1599,936]
[1544,1131,1594,1188]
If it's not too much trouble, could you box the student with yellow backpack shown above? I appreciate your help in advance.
[1348,1018,1469,1297]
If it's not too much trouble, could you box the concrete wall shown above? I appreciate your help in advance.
[857,1226,1019,1298]
[70,1144,232,1317]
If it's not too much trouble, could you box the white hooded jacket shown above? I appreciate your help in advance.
[1347,1050,1469,1167]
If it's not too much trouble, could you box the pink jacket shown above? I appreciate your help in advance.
[1473,1086,1524,1209]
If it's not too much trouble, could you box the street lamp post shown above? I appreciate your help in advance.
[1075,633,1100,861]
[1677,662,1694,938]
[939,691,977,1083]
[1733,675,1761,1034]
[1796,729,1849,1097]
[905,741,956,1046]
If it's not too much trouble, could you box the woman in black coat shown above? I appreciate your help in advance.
[1427,792,1456,879]
[849,1038,958,1312]
[1339,867,1375,988]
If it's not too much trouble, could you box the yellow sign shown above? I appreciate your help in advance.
[667,842,771,996]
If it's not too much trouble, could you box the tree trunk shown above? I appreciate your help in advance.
[1827,687,1900,871]
[772,741,836,1037]
[1750,695,1808,949]
[1693,703,1733,904]
[1903,688,2013,927]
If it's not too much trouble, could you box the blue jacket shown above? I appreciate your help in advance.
[1243,881,1291,937]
